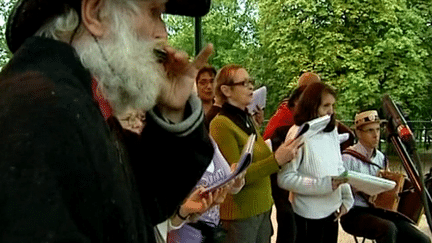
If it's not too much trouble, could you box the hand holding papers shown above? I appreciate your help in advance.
[338,170,396,195]
[275,133,304,167]
[202,134,256,194]
[247,86,267,114]
[286,115,331,143]
[295,123,309,139]
[301,115,332,138]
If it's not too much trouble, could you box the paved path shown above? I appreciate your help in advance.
[270,206,432,243]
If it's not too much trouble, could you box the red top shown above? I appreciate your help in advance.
[91,79,113,120]
[263,101,295,140]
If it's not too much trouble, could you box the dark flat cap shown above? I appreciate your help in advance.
[6,0,211,53]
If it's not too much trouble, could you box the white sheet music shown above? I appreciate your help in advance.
[339,170,396,195]
[247,86,267,114]
[202,134,256,193]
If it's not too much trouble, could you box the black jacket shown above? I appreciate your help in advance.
[0,37,213,243]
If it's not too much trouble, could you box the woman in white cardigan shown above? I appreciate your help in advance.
[277,82,354,243]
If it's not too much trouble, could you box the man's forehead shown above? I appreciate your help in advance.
[361,123,380,130]
[199,71,215,77]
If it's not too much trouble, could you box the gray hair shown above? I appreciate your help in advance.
[35,0,165,113]
[36,0,142,42]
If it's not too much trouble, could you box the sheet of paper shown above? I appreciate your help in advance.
[285,115,331,143]
[247,86,267,114]
[340,170,396,195]
[338,133,350,144]
[202,134,256,193]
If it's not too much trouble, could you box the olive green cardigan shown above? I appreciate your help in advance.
[210,114,280,220]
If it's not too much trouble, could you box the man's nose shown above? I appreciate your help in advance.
[154,20,168,40]
[205,81,213,89]
[247,82,254,90]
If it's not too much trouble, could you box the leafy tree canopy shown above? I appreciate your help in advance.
[165,0,259,70]
[256,0,432,120]
[0,0,15,67]
[0,0,431,121]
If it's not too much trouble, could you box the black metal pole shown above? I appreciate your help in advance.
[383,95,432,231]
[390,135,422,192]
[194,16,202,56]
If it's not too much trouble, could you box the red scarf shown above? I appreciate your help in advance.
[91,78,113,120]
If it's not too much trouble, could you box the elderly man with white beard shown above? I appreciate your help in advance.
[0,0,215,242]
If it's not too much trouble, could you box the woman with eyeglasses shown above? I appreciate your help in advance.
[210,64,303,243]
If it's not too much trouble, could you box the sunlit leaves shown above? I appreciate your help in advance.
[255,0,432,120]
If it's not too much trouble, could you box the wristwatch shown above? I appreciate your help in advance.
[176,206,189,221]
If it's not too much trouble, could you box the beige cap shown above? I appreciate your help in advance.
[354,110,383,129]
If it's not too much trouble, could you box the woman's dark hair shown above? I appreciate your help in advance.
[294,82,337,131]
[287,85,307,109]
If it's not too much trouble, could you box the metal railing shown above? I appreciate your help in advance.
[409,121,432,151]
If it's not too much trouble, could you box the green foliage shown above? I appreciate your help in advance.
[256,0,432,120]
[0,0,431,122]
[165,0,260,70]
[0,0,15,67]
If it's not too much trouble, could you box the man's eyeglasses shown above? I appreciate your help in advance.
[225,79,255,87]
[359,127,381,134]
[197,79,214,86]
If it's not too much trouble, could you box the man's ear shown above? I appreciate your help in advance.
[81,0,107,37]
[220,85,232,99]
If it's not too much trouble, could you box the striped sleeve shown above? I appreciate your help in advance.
[147,95,204,137]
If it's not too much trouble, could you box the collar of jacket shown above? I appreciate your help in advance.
[220,102,255,135]
[352,142,377,160]
[4,37,93,96]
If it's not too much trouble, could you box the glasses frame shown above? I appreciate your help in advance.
[224,79,255,87]
[119,113,146,127]
[358,127,381,134]
[197,79,215,87]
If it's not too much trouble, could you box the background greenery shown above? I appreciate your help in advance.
[1,0,431,121]
[0,0,13,67]
[164,0,432,121]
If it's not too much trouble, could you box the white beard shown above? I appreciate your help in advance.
[74,21,165,115]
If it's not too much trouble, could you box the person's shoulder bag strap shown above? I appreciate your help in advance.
[342,148,383,170]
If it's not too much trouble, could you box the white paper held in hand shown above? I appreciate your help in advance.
[339,170,396,195]
[247,86,267,114]
[286,115,331,143]
[202,134,256,194]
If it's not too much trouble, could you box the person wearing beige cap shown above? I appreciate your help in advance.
[340,110,431,243]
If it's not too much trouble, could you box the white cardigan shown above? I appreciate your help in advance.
[277,117,354,219]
